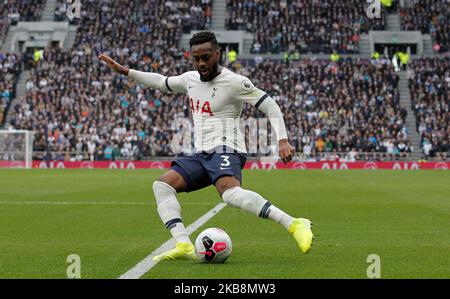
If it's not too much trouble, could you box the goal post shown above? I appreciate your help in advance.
[0,130,34,169]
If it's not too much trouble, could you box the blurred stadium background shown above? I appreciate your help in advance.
[0,0,449,279]
[0,0,448,165]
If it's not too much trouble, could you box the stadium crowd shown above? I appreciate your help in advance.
[54,0,212,33]
[400,0,450,53]
[8,0,199,162]
[9,49,415,162]
[230,58,412,161]
[0,52,21,126]
[0,0,45,44]
[225,0,386,54]
[409,58,450,160]
[3,0,448,162]
[8,46,191,161]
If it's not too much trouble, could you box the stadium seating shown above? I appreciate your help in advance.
[226,0,386,54]
[10,50,415,161]
[1,0,448,162]
[0,52,21,127]
[232,58,411,161]
[54,0,212,33]
[0,0,45,44]
[9,0,198,161]
[408,57,450,160]
[399,0,450,53]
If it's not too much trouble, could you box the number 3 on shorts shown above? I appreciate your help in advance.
[220,155,230,168]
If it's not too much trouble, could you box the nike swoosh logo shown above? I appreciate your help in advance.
[220,167,231,170]
[188,86,193,89]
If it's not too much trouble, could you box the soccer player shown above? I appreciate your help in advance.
[99,31,313,261]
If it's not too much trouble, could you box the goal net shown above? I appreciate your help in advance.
[0,130,34,169]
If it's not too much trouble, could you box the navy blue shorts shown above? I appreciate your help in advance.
[170,149,247,193]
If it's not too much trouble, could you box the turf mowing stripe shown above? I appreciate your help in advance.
[0,201,212,206]
[118,202,227,279]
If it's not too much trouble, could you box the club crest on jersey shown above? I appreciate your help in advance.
[190,97,214,116]
[241,80,253,91]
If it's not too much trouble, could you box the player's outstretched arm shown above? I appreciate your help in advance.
[98,54,186,93]
[278,138,295,164]
[235,76,295,163]
[258,99,295,163]
[98,54,129,76]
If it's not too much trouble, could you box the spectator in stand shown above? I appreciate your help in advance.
[226,0,386,54]
[0,52,21,127]
[229,57,409,161]
[409,57,449,160]
[10,0,194,161]
[400,0,450,53]
[0,0,46,43]
[4,1,432,163]
[54,0,212,32]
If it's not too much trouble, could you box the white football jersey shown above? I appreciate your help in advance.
[164,67,268,153]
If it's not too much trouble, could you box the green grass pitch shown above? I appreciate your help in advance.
[0,169,449,278]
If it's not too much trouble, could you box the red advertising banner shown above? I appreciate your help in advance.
[31,161,172,169]
[8,160,446,170]
[244,161,450,170]
[0,160,449,170]
[0,161,27,168]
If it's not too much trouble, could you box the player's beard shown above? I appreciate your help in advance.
[198,64,220,82]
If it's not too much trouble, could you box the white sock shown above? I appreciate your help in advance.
[166,220,191,244]
[222,186,294,230]
[153,181,191,244]
[265,204,294,229]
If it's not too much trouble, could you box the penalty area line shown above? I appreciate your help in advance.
[118,202,227,279]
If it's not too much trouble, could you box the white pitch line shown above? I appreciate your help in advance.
[0,201,212,206]
[119,202,227,279]
[0,201,151,205]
